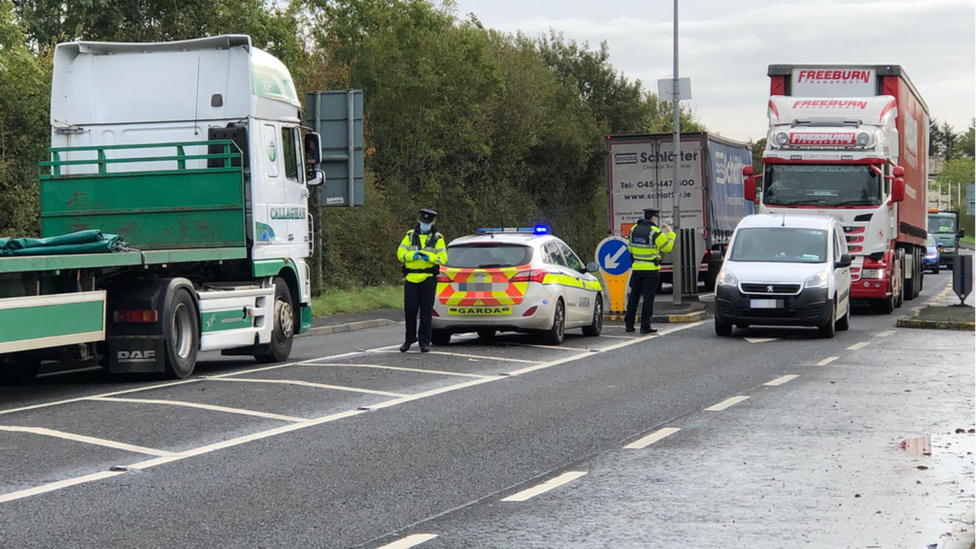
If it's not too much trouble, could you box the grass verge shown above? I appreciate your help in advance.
[311,285,402,317]
[962,235,975,245]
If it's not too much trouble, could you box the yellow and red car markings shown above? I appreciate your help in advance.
[437,266,528,307]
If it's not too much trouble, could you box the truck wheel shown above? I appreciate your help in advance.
[714,317,733,337]
[870,292,894,315]
[582,293,603,336]
[255,278,295,364]
[0,352,41,385]
[818,300,836,339]
[542,300,566,345]
[164,288,199,379]
[431,330,451,346]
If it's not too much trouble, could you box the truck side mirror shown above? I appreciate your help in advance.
[959,229,966,238]
[891,177,905,203]
[742,165,754,177]
[306,168,325,187]
[892,165,905,178]
[304,132,322,166]
[744,176,758,204]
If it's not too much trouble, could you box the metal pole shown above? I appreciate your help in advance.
[315,93,324,293]
[347,90,355,206]
[671,0,682,305]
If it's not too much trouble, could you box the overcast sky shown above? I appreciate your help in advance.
[451,0,975,143]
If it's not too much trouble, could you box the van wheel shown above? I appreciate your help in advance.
[582,294,603,336]
[836,299,851,331]
[715,317,733,337]
[542,300,565,345]
[164,288,200,378]
[0,352,41,385]
[255,278,295,364]
[432,330,451,346]
[818,300,836,339]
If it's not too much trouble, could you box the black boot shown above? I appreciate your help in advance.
[625,326,636,333]
[419,343,430,353]
[400,341,413,353]
[640,327,658,334]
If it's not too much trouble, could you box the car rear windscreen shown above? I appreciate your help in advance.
[730,228,827,263]
[446,244,533,268]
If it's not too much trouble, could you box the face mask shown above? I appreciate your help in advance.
[419,222,432,233]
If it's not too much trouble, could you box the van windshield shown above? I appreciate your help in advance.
[446,244,533,269]
[764,164,882,207]
[730,228,828,263]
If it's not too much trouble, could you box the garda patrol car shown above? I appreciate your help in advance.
[432,227,604,345]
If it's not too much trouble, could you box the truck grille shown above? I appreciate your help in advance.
[741,283,801,295]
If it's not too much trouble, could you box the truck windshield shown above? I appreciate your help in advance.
[764,164,882,207]
[730,228,828,263]
[928,215,956,234]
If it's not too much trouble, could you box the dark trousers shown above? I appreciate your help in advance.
[404,277,437,345]
[625,271,661,331]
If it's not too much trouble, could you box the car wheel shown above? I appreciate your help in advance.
[432,330,451,346]
[542,299,566,345]
[818,299,836,339]
[934,265,940,274]
[0,352,41,385]
[836,299,851,331]
[255,278,295,364]
[582,293,603,337]
[476,329,496,340]
[715,317,733,337]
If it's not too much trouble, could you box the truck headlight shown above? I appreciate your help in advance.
[861,268,885,280]
[804,272,829,289]
[775,132,789,146]
[717,270,738,287]
[856,132,870,146]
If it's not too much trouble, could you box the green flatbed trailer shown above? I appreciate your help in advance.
[0,141,311,382]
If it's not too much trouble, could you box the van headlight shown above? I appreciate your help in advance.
[804,272,829,289]
[717,270,738,287]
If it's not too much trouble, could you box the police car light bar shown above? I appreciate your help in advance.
[476,226,550,235]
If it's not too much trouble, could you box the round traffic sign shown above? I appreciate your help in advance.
[596,237,631,276]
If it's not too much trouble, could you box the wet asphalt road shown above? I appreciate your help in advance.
[0,270,971,548]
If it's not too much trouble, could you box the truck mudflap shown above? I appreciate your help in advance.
[0,291,106,355]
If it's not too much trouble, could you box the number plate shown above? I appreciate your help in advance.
[750,299,779,309]
[448,306,512,316]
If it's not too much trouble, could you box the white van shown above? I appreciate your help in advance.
[714,214,852,338]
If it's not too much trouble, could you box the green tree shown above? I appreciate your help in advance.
[935,157,975,236]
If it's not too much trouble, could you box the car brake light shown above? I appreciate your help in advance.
[511,269,548,284]
[522,306,538,317]
[114,310,159,323]
[436,273,451,283]
[432,308,439,317]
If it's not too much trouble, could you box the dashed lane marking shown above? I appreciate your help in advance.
[376,534,439,549]
[847,341,871,351]
[764,375,799,387]
[704,396,750,412]
[0,426,174,457]
[817,356,840,366]
[303,363,492,379]
[370,350,541,364]
[624,427,681,450]
[500,471,588,502]
[744,337,779,344]
[87,397,305,423]
[208,378,408,398]
[875,330,896,338]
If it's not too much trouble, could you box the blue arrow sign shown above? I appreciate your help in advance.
[597,238,631,276]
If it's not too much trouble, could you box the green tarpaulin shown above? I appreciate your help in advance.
[0,230,129,257]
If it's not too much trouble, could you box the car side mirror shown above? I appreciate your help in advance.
[304,132,322,166]
[835,254,853,268]
[890,178,905,203]
[306,168,325,187]
[585,261,599,273]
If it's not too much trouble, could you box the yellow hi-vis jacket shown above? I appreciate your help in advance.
[629,221,676,271]
[397,228,448,283]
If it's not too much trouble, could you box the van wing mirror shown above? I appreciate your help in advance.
[836,254,853,268]
[304,132,322,166]
[890,177,905,203]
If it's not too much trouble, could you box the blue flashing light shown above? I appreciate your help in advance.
[533,224,550,235]
[476,227,551,235]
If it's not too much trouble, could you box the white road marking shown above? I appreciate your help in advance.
[598,334,638,340]
[847,341,871,351]
[704,396,750,412]
[764,374,798,387]
[875,330,896,338]
[88,397,305,423]
[744,337,779,344]
[0,319,708,505]
[208,378,407,398]
[500,471,588,502]
[370,349,541,364]
[376,534,438,549]
[624,427,681,449]
[0,426,174,457]
[303,363,491,379]
[0,470,126,504]
[494,342,590,352]
[816,356,840,366]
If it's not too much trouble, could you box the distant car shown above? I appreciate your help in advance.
[714,214,852,339]
[431,227,603,346]
[923,234,941,274]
